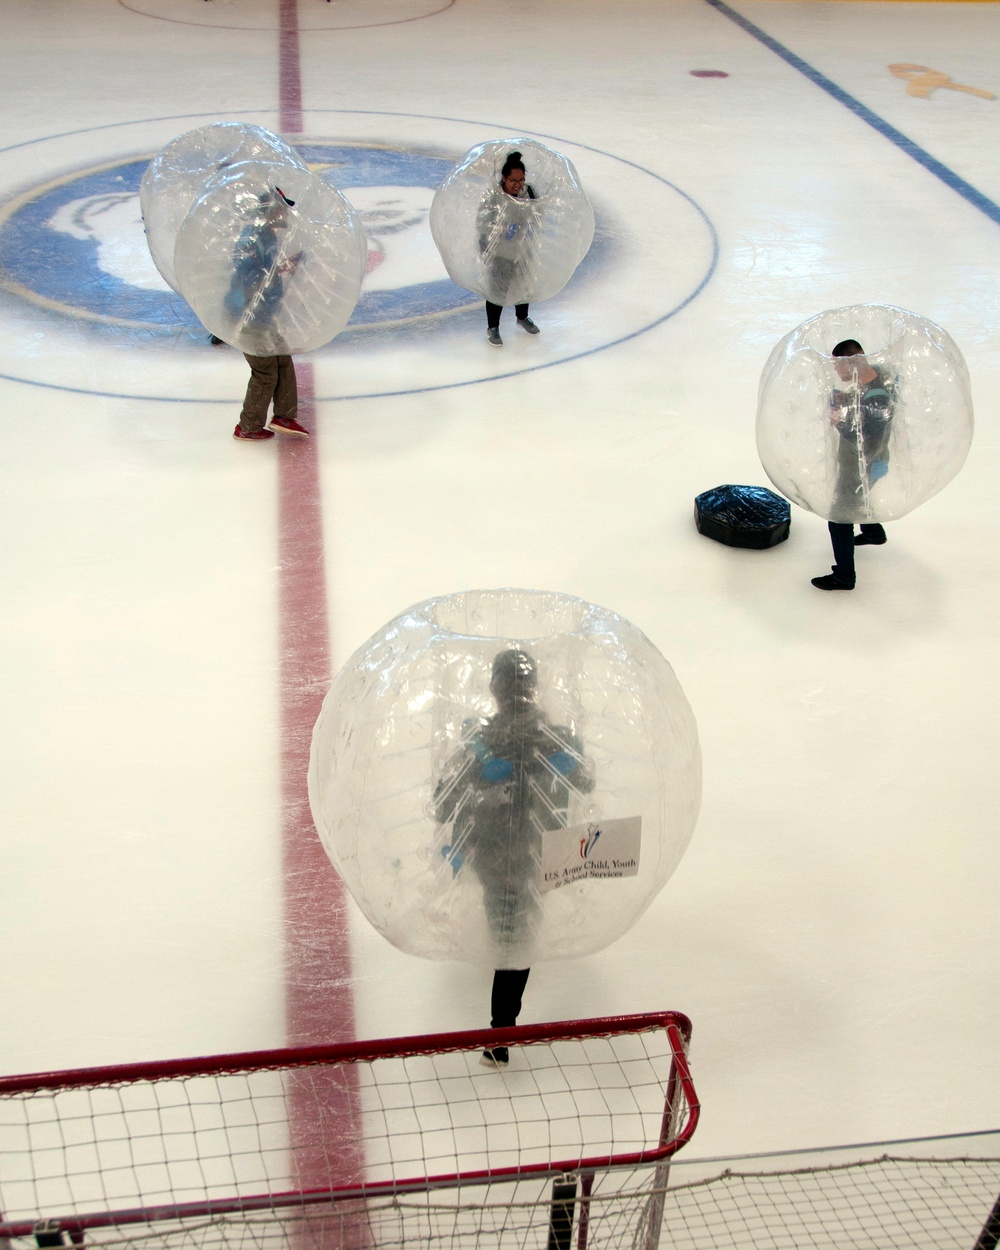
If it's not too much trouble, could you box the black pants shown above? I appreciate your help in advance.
[491,968,530,1028]
[486,301,529,329]
[828,522,886,583]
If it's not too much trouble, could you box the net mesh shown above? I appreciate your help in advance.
[659,1155,1000,1250]
[19,1174,673,1250]
[0,1014,696,1250]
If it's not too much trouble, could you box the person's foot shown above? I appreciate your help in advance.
[480,1046,509,1068]
[517,317,540,335]
[233,425,275,441]
[269,415,309,437]
[487,327,503,347]
[811,571,855,590]
[854,530,887,546]
[209,334,225,345]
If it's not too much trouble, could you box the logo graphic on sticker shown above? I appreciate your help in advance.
[580,826,603,860]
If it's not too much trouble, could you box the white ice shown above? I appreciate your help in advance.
[0,0,999,1174]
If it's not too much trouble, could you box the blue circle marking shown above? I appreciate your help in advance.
[0,110,719,403]
[0,145,479,330]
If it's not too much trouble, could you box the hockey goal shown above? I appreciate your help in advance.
[0,1011,698,1250]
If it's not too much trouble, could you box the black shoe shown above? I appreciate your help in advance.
[209,334,225,345]
[854,529,887,546]
[480,1046,509,1068]
[811,571,855,591]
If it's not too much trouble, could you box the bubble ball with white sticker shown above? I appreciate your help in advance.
[429,139,595,307]
[141,122,307,294]
[308,589,701,969]
[173,162,367,355]
[757,305,974,524]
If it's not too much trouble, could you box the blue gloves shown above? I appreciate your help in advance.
[440,844,465,874]
[480,757,514,783]
[480,753,576,782]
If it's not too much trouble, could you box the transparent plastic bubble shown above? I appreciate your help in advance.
[429,139,595,306]
[140,123,307,294]
[173,162,367,355]
[757,305,974,524]
[308,589,701,969]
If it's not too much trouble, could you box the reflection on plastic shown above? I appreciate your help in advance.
[308,589,701,969]
[143,123,367,354]
[175,164,366,355]
[756,304,973,525]
[140,122,307,295]
[430,139,594,306]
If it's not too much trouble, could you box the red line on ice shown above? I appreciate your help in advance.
[276,363,357,1051]
[276,2,363,1195]
[279,0,304,134]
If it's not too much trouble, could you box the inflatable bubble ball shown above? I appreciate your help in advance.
[757,305,973,525]
[308,589,701,970]
[429,139,595,307]
[173,162,367,355]
[141,122,307,294]
[695,484,790,549]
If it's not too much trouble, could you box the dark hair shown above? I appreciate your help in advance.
[832,339,865,357]
[501,150,526,179]
[490,648,537,705]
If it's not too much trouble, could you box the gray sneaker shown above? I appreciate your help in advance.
[487,327,503,347]
[517,317,540,335]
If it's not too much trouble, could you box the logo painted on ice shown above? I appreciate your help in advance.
[579,825,603,860]
[0,141,479,332]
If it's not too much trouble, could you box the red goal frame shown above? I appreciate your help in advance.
[0,1011,698,1244]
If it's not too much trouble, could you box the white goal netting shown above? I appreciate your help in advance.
[661,1150,1000,1250]
[0,1013,697,1250]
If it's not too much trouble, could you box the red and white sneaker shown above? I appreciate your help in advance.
[270,415,309,437]
[233,425,275,441]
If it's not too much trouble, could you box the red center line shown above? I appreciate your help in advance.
[277,367,356,1052]
[276,0,364,1200]
[279,0,304,134]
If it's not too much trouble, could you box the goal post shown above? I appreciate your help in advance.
[0,1012,697,1250]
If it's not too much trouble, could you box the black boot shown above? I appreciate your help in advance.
[855,524,887,546]
[811,567,855,591]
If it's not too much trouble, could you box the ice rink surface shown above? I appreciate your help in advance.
[1,0,999,1163]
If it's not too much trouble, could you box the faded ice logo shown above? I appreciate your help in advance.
[0,141,479,333]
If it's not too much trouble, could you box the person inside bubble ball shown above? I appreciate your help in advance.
[478,151,542,347]
[225,186,309,441]
[812,338,895,591]
[432,648,593,1068]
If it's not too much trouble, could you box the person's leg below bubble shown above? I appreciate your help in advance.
[516,303,539,335]
[268,356,308,437]
[486,301,503,347]
[491,967,531,1029]
[480,884,532,1067]
[813,522,857,590]
[856,523,887,546]
[235,354,278,441]
[481,968,531,1068]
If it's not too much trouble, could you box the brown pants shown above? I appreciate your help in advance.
[240,355,297,433]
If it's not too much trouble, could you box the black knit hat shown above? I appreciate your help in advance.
[491,648,538,704]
